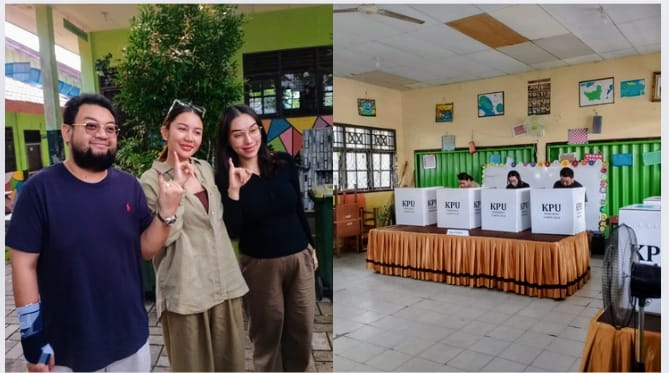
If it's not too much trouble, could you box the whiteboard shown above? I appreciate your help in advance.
[482,160,607,232]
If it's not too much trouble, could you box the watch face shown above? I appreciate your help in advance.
[165,216,177,225]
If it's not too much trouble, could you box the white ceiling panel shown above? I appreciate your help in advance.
[533,34,596,59]
[333,3,659,90]
[530,60,569,70]
[562,54,604,65]
[413,25,489,55]
[410,4,484,24]
[604,4,660,24]
[617,17,661,47]
[498,42,559,65]
[490,4,569,40]
[466,50,533,75]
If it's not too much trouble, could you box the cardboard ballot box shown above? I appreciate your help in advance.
[619,203,661,315]
[643,196,661,206]
[394,187,442,226]
[481,188,531,232]
[530,188,585,235]
[436,188,481,229]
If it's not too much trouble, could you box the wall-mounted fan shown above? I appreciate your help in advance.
[333,4,425,24]
[602,223,661,371]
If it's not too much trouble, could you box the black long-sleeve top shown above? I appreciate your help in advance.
[218,152,313,258]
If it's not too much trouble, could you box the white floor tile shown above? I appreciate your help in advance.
[336,340,385,364]
[499,342,543,364]
[515,330,557,349]
[447,349,495,372]
[419,343,464,364]
[532,349,577,371]
[334,251,597,372]
[391,335,435,356]
[468,336,512,355]
[481,356,528,372]
[439,330,482,349]
[545,337,587,358]
[365,349,413,371]
[397,356,448,372]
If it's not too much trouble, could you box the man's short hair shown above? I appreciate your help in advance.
[559,167,574,178]
[63,93,117,125]
[457,172,473,181]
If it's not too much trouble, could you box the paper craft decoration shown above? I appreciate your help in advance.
[612,153,633,167]
[585,153,604,162]
[489,154,501,164]
[642,151,661,166]
[568,128,588,144]
[512,124,527,137]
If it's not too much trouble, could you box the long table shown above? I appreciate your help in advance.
[366,225,590,299]
[580,308,661,372]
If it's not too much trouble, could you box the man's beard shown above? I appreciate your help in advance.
[71,146,116,172]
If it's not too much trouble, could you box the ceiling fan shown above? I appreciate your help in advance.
[333,4,425,24]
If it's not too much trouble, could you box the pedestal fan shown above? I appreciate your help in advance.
[602,223,661,371]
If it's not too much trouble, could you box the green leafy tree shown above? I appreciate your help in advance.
[113,4,245,176]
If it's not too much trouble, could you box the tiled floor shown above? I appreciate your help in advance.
[333,251,603,372]
[5,262,333,372]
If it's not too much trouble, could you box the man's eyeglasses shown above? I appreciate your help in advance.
[168,99,206,119]
[70,122,120,136]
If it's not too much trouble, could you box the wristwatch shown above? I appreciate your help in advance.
[156,212,177,226]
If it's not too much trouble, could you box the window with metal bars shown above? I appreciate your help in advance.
[243,46,333,117]
[333,123,396,192]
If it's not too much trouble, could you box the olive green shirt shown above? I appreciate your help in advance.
[140,158,248,319]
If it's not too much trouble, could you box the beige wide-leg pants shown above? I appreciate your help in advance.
[161,297,245,372]
[240,249,316,372]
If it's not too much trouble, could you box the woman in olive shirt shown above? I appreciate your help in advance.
[140,100,248,371]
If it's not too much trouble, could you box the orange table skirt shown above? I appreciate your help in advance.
[580,308,661,372]
[366,225,590,299]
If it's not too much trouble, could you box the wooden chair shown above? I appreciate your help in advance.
[360,207,379,250]
[334,202,361,256]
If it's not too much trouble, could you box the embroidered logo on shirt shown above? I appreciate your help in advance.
[126,202,132,213]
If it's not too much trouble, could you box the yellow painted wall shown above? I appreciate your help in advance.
[335,53,660,196]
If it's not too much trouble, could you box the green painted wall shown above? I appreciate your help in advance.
[235,5,333,96]
[5,112,50,171]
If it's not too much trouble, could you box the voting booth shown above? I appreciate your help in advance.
[530,188,586,235]
[619,203,661,315]
[436,188,481,229]
[394,187,441,226]
[481,188,531,232]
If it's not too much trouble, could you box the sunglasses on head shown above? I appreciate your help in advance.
[167,99,206,119]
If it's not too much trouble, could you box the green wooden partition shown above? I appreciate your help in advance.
[546,138,661,218]
[415,145,536,187]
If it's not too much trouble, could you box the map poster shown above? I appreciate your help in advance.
[478,91,504,117]
[620,78,645,98]
[579,77,614,107]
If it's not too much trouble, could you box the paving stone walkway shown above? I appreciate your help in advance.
[5,262,333,372]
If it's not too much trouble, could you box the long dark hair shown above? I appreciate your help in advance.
[216,104,281,179]
[507,170,522,184]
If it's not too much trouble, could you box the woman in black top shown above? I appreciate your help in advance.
[506,170,530,189]
[215,104,318,372]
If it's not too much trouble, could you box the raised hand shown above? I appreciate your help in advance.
[157,170,184,218]
[227,158,253,200]
[172,151,195,187]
